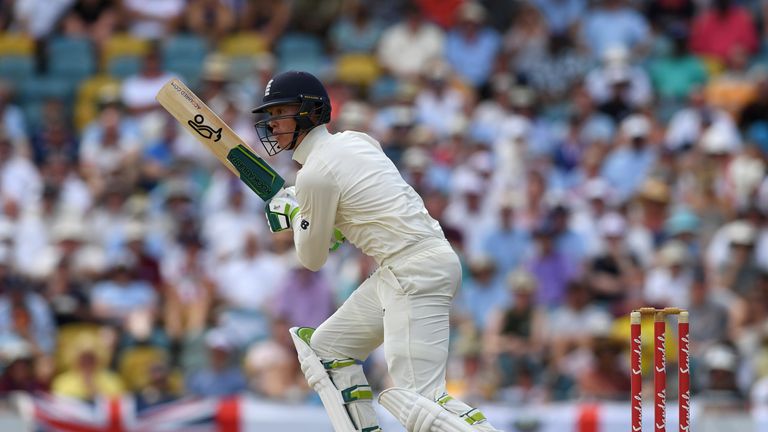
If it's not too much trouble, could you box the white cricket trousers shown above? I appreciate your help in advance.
[312,237,461,398]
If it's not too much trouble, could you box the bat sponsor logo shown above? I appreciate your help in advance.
[188,114,222,142]
[170,80,201,110]
[300,220,309,230]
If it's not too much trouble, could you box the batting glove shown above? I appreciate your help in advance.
[265,186,300,232]
[329,228,346,251]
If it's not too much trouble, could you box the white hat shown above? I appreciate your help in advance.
[700,127,736,154]
[598,212,626,237]
[621,114,651,139]
[453,170,483,195]
[123,221,146,242]
[51,218,87,243]
[704,344,738,372]
[403,147,431,170]
[457,1,487,22]
[605,66,631,85]
[727,220,756,246]
[658,240,689,266]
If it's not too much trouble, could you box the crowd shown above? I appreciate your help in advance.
[0,0,767,416]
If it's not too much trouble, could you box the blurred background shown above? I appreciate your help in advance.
[0,0,767,430]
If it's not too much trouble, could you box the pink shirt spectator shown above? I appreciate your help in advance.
[689,5,758,63]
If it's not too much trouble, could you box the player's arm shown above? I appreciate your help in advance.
[293,163,340,271]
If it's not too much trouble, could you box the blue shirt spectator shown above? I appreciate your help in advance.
[579,0,650,59]
[456,257,510,331]
[532,0,586,35]
[600,115,657,201]
[445,2,501,88]
[329,3,384,54]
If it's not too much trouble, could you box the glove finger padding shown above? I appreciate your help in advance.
[329,228,346,251]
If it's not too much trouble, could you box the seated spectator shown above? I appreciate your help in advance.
[121,0,184,39]
[0,337,48,394]
[697,343,747,412]
[90,255,157,326]
[184,0,236,44]
[120,44,177,116]
[644,240,695,308]
[689,0,758,65]
[648,25,708,103]
[501,3,549,71]
[134,359,183,410]
[478,195,532,279]
[237,0,291,48]
[244,321,308,403]
[61,0,119,45]
[704,46,761,118]
[0,81,29,151]
[585,45,652,109]
[52,337,124,401]
[687,268,729,356]
[578,0,650,59]
[546,280,613,366]
[444,1,501,90]
[575,336,631,400]
[531,0,585,37]
[586,212,642,306]
[526,221,580,308]
[665,86,740,153]
[272,262,335,329]
[484,269,546,387]
[185,330,246,397]
[738,71,768,133]
[0,275,56,356]
[455,256,509,334]
[329,1,384,54]
[516,33,591,105]
[377,3,445,80]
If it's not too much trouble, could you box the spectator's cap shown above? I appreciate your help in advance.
[453,170,484,195]
[26,246,61,280]
[424,60,450,82]
[457,1,486,23]
[165,180,193,202]
[506,269,537,293]
[727,220,756,246]
[202,53,231,82]
[468,255,496,274]
[253,53,276,72]
[391,106,415,128]
[467,150,493,174]
[51,218,87,243]
[0,335,32,367]
[599,212,626,238]
[205,329,234,352]
[123,221,146,243]
[603,45,629,67]
[605,66,631,85]
[245,340,291,371]
[337,101,371,131]
[72,245,108,275]
[700,127,737,154]
[658,240,689,267]
[448,115,469,137]
[621,114,651,139]
[508,85,535,108]
[109,252,137,271]
[664,208,700,236]
[639,178,670,203]
[408,125,435,146]
[0,218,13,242]
[583,178,611,202]
[403,147,431,171]
[703,344,738,372]
[498,191,524,210]
[96,83,122,107]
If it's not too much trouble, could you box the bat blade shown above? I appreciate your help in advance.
[155,78,284,201]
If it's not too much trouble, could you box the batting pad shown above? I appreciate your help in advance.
[379,388,502,432]
[290,327,358,432]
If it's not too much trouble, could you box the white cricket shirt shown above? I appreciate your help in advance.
[291,126,445,271]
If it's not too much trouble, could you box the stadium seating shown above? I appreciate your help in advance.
[47,36,97,85]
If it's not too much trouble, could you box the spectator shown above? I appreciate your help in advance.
[444,1,501,90]
[329,1,384,54]
[0,337,48,394]
[0,81,29,150]
[237,0,291,47]
[272,263,335,329]
[484,269,546,388]
[184,0,236,44]
[531,0,585,37]
[665,86,740,153]
[184,330,246,397]
[687,267,729,355]
[52,337,124,400]
[527,220,580,308]
[501,3,549,71]
[575,336,631,400]
[517,33,591,105]
[478,194,532,279]
[648,25,708,103]
[455,256,509,334]
[90,255,157,326]
[376,3,445,80]
[585,45,652,109]
[60,0,119,45]
[600,114,658,201]
[586,212,642,306]
[0,275,56,356]
[689,0,759,65]
[644,240,694,308]
[704,46,761,118]
[120,44,177,116]
[579,0,651,59]
[120,0,184,39]
[738,70,768,133]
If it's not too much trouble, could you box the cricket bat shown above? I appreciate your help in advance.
[155,78,285,202]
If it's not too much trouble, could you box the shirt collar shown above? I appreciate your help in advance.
[292,126,332,165]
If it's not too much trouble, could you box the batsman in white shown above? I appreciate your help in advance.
[252,70,502,432]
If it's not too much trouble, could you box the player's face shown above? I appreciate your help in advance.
[266,105,300,149]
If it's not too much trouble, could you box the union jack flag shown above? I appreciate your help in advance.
[16,393,240,432]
